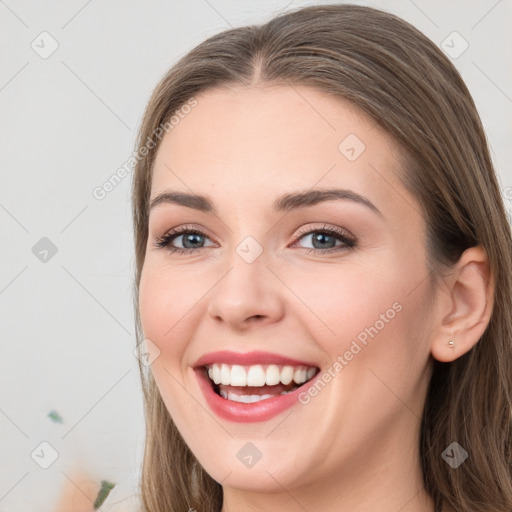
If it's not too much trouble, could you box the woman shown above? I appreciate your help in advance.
[130,4,512,511]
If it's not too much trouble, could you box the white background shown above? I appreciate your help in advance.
[1,1,511,511]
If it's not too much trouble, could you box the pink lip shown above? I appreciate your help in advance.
[193,350,317,368]
[193,351,320,423]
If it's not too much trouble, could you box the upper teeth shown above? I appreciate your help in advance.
[206,363,317,387]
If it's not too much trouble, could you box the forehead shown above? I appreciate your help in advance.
[150,84,416,223]
[155,84,382,165]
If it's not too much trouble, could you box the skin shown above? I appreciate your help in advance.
[138,84,494,512]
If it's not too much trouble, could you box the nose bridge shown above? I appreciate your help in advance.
[207,236,284,328]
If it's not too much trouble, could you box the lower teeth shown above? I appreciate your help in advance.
[217,387,296,403]
[219,389,293,403]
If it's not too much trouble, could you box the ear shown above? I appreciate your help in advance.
[430,246,495,363]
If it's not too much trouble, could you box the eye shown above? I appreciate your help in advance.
[291,224,356,254]
[153,225,216,255]
[153,224,356,255]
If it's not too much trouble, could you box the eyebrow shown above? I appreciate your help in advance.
[149,188,383,217]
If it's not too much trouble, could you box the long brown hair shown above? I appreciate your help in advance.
[131,4,512,511]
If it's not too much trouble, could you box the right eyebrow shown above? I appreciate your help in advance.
[150,191,214,213]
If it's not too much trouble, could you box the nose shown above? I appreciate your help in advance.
[207,255,285,331]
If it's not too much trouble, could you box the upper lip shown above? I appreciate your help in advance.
[193,350,319,368]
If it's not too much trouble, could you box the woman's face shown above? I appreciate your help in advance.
[139,85,437,493]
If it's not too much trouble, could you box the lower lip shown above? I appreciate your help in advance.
[195,368,318,423]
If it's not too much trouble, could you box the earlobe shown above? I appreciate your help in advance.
[431,337,458,363]
[430,246,494,363]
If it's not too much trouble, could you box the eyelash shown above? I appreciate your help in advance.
[153,224,357,255]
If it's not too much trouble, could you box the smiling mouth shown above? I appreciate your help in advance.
[203,363,319,403]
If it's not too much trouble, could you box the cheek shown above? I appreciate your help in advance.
[138,264,196,362]
[294,256,431,379]
[291,263,404,348]
[296,264,431,442]
[138,265,201,419]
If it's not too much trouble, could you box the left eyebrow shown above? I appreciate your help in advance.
[273,188,383,217]
[149,188,384,218]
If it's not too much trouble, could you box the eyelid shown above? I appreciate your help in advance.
[153,223,217,247]
[293,223,355,241]
[154,222,357,254]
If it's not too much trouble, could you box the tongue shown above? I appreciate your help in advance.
[217,382,297,396]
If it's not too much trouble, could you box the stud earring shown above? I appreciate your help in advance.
[449,340,455,349]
